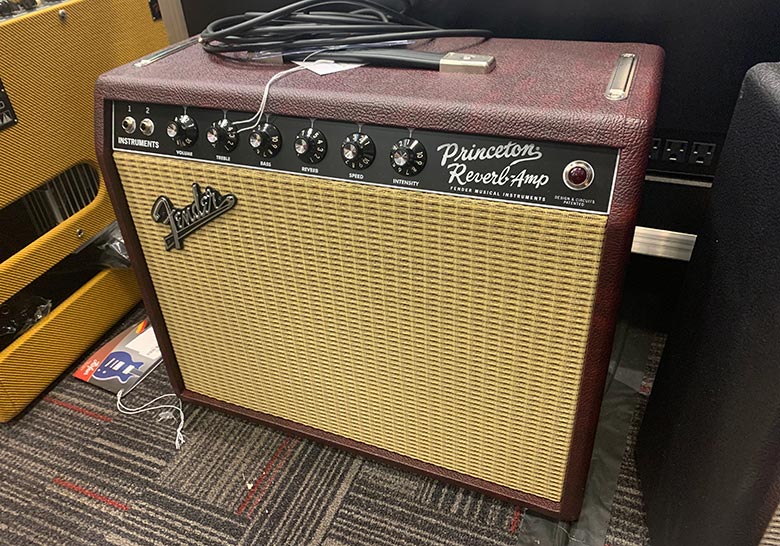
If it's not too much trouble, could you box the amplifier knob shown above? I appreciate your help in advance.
[248,123,282,158]
[294,128,327,164]
[166,114,198,148]
[341,133,376,170]
[390,138,427,176]
[206,119,238,152]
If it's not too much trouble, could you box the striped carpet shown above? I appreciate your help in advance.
[0,307,657,546]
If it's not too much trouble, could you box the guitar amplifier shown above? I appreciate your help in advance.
[0,0,168,421]
[95,38,662,519]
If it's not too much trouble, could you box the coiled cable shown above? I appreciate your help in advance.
[199,0,492,69]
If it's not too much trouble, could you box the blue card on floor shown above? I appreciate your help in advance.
[74,317,162,394]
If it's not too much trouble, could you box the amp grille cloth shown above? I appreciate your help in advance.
[114,152,608,502]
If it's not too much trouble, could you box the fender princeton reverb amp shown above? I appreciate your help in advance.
[96,39,662,519]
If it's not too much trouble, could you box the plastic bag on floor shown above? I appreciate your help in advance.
[0,296,52,348]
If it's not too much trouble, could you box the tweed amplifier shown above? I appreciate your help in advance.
[96,38,662,519]
[0,0,168,421]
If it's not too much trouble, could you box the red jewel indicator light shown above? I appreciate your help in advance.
[568,166,588,185]
[563,160,595,190]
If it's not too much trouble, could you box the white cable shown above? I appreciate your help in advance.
[234,49,329,132]
[234,65,308,132]
[555,524,596,546]
[116,389,186,449]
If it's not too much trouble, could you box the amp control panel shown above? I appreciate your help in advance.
[112,101,619,214]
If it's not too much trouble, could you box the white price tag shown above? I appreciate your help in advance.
[125,327,162,360]
[293,60,364,76]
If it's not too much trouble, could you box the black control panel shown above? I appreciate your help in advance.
[112,101,619,214]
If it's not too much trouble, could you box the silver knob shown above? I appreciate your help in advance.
[342,143,358,161]
[294,138,309,155]
[392,149,410,167]
[249,132,264,148]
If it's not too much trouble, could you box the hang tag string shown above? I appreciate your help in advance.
[116,390,186,449]
[234,49,329,133]
[233,65,309,133]
[234,48,360,134]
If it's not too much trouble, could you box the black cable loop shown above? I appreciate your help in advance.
[199,0,492,67]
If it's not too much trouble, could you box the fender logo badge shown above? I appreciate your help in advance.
[151,183,237,251]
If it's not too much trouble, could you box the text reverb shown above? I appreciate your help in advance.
[436,141,549,189]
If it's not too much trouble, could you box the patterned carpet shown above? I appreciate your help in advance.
[603,342,661,546]
[0,307,659,546]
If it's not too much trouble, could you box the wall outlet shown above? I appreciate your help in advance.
[662,139,688,162]
[689,142,716,165]
[649,138,662,161]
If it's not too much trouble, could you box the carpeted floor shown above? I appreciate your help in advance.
[0,307,659,546]
[602,343,660,546]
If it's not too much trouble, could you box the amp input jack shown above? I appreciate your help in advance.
[121,116,137,134]
[139,118,155,136]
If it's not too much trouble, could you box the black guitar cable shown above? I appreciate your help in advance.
[200,0,496,73]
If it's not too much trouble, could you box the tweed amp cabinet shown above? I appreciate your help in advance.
[0,0,169,421]
[96,38,662,519]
